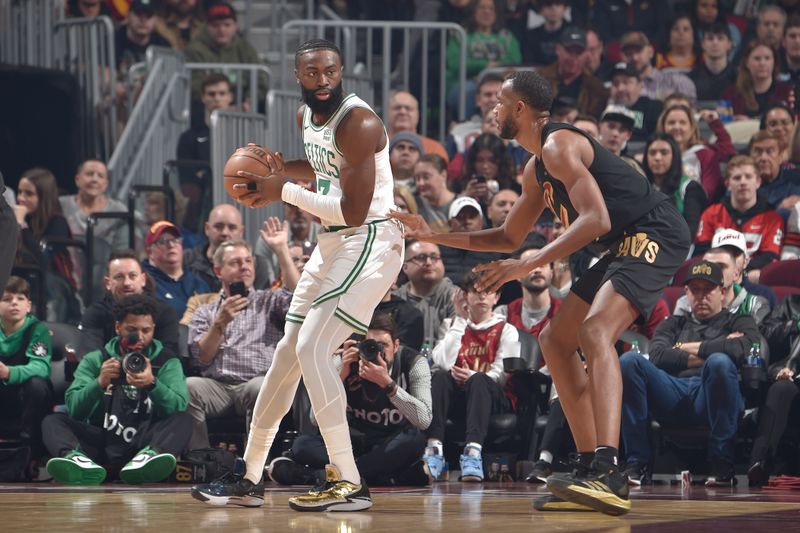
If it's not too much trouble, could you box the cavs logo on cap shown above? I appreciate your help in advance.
[692,263,712,276]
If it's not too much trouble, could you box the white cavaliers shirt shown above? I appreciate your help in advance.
[302,93,395,228]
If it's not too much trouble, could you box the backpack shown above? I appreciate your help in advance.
[0,445,32,482]
[181,448,237,483]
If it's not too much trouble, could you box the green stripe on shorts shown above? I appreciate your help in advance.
[335,307,368,332]
[334,308,367,334]
[312,222,376,307]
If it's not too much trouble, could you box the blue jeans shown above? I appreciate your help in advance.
[620,351,744,465]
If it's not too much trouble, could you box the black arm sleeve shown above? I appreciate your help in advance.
[649,315,690,374]
[682,181,707,238]
[698,314,759,367]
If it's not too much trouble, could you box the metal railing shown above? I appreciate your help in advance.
[0,0,64,67]
[209,109,282,245]
[109,47,189,199]
[52,16,118,160]
[279,20,467,141]
[186,62,272,113]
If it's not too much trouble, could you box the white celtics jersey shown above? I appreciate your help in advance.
[302,93,395,228]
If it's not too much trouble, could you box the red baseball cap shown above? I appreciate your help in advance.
[146,220,181,248]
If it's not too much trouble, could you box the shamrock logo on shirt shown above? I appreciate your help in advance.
[31,342,48,357]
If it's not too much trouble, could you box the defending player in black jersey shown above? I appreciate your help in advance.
[391,71,691,516]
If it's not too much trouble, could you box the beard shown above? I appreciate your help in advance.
[522,277,548,293]
[499,115,519,140]
[301,83,345,116]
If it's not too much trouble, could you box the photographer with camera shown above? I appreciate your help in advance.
[747,293,800,486]
[42,294,191,484]
[268,312,432,487]
[186,238,295,450]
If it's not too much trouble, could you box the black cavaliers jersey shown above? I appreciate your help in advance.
[535,123,668,249]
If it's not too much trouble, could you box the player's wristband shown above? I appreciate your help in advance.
[281,182,347,226]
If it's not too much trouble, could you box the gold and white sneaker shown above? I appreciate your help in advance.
[288,465,372,512]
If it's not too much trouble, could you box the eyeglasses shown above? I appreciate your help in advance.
[155,237,183,248]
[406,253,441,265]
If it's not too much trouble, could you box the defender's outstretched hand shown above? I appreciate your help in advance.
[473,258,532,293]
[388,211,435,241]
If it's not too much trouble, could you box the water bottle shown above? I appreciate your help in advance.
[421,341,433,367]
[630,340,640,355]
[717,100,733,123]
[748,342,762,366]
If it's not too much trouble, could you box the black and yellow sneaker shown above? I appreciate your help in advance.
[546,461,631,516]
[289,465,372,512]
[191,459,265,507]
[533,494,595,512]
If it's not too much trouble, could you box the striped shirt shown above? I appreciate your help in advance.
[188,288,292,383]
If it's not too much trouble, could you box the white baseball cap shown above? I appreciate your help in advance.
[711,229,747,257]
[448,196,483,219]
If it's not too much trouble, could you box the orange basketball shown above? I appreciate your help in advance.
[223,145,275,201]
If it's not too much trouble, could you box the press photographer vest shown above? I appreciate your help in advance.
[99,344,176,446]
[345,346,421,433]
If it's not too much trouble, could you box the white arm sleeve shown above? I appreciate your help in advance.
[281,182,347,226]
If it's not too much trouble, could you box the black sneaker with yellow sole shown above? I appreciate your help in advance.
[533,494,595,512]
[546,462,631,516]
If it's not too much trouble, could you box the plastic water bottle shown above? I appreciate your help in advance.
[630,340,640,355]
[421,341,433,367]
[748,342,763,366]
[717,100,733,123]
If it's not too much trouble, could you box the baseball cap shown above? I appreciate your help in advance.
[610,62,640,80]
[559,26,587,50]
[129,0,156,15]
[207,2,237,22]
[684,260,724,286]
[389,132,425,154]
[620,32,650,51]
[448,196,483,219]
[600,105,636,130]
[711,229,748,257]
[146,220,181,248]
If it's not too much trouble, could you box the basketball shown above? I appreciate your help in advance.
[223,144,275,200]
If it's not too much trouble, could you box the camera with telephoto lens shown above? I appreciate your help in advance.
[121,332,147,374]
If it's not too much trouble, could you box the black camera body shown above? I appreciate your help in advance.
[122,351,147,374]
[358,338,384,364]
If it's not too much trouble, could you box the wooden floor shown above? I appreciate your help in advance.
[2,481,800,532]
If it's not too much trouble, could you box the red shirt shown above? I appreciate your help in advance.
[505,297,562,340]
[696,199,784,257]
[456,321,516,407]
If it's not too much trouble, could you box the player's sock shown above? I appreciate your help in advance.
[320,422,360,484]
[243,426,279,484]
[427,439,444,456]
[594,446,619,468]
[539,450,553,464]
[465,442,482,457]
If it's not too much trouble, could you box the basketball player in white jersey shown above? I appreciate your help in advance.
[191,39,404,511]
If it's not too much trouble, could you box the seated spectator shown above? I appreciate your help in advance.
[619,261,758,486]
[691,0,742,60]
[67,0,111,18]
[445,0,521,118]
[184,2,267,101]
[722,40,793,119]
[387,91,448,161]
[592,0,672,49]
[486,189,519,229]
[656,15,699,72]
[143,221,210,317]
[522,0,568,66]
[423,271,520,482]
[573,114,599,139]
[155,0,204,50]
[116,0,170,75]
[59,159,129,251]
[620,32,697,102]
[675,247,770,324]
[0,277,52,458]
[253,200,320,286]
[695,155,785,281]
[183,203,242,292]
[537,27,608,118]
[642,133,707,236]
[780,15,800,82]
[458,133,519,205]
[754,4,787,50]
[15,168,80,322]
[608,62,662,142]
[80,250,180,356]
[761,103,796,164]
[747,293,800,486]
[268,312,432,487]
[711,228,778,308]
[376,288,425,351]
[446,73,503,159]
[784,203,800,258]
[43,295,191,484]
[750,130,800,212]
[414,154,455,234]
[657,105,735,201]
[393,185,418,215]
[448,113,527,183]
[440,196,506,287]
[549,95,579,124]
[186,240,294,450]
[690,21,737,101]
[394,240,456,347]
[585,29,614,82]
[598,106,644,174]
[390,132,424,190]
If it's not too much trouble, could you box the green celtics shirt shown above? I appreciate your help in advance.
[0,315,51,385]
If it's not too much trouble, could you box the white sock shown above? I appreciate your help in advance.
[539,450,553,464]
[320,422,360,484]
[243,426,279,484]
[427,439,443,456]
[465,442,482,457]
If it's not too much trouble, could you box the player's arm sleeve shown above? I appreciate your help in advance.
[151,358,189,415]
[683,181,707,237]
[5,323,51,385]
[389,355,433,430]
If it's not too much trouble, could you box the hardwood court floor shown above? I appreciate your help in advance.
[2,481,800,532]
